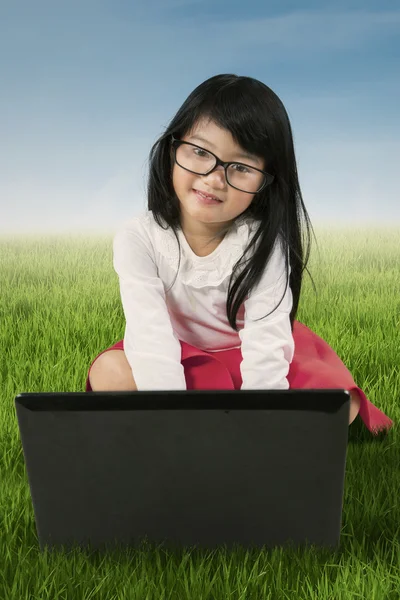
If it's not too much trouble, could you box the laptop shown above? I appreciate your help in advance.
[14,389,351,554]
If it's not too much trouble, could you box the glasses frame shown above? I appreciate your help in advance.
[170,135,274,194]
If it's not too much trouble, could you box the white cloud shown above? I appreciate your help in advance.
[0,169,146,235]
[189,9,400,53]
[297,138,400,225]
[2,136,398,235]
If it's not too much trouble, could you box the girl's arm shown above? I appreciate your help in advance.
[239,239,294,390]
[113,219,187,391]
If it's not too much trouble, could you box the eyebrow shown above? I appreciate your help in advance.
[187,135,262,164]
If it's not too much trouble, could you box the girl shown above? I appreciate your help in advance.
[85,73,393,436]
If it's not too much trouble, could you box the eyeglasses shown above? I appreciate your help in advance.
[171,135,274,194]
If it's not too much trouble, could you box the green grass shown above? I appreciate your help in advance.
[1,226,399,599]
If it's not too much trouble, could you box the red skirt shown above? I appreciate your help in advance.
[85,320,394,437]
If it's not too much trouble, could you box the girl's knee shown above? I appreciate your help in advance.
[89,349,137,391]
[349,390,361,425]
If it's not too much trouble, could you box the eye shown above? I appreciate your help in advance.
[231,164,250,173]
[193,148,210,157]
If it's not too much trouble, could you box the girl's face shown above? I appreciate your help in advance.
[171,118,265,236]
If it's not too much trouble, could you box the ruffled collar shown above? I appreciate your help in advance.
[147,211,255,288]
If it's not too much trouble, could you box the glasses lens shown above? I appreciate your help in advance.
[226,164,265,194]
[176,143,215,174]
[176,143,265,193]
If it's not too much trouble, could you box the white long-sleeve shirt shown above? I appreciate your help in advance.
[113,210,294,391]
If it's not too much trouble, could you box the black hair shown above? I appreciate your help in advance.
[146,73,317,332]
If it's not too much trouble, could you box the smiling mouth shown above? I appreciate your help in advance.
[193,189,222,202]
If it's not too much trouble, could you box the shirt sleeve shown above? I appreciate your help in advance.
[113,220,187,391]
[239,237,295,390]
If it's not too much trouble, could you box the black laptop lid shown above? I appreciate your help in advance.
[15,389,350,553]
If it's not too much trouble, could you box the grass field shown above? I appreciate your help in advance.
[1,226,399,599]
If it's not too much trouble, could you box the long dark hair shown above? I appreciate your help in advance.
[146,74,317,332]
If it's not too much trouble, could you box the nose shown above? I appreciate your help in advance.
[202,164,227,188]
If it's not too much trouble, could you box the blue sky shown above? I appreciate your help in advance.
[1,0,399,234]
